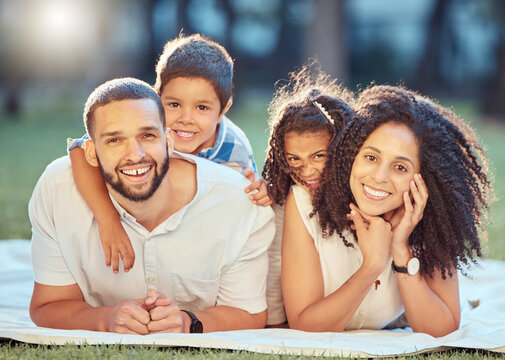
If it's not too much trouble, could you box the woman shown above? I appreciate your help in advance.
[282,85,492,337]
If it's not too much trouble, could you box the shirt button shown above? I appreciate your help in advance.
[147,276,154,283]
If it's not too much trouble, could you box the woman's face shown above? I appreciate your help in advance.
[349,122,420,217]
[284,130,331,192]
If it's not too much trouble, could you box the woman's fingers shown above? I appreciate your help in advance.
[410,173,428,220]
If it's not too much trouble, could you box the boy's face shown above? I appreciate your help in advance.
[160,77,230,155]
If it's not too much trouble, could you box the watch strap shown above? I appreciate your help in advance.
[391,260,408,274]
[181,309,203,333]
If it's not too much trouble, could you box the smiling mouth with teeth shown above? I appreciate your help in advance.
[120,166,151,176]
[363,184,390,198]
[176,130,195,138]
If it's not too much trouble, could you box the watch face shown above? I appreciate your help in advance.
[407,257,420,275]
[193,320,203,333]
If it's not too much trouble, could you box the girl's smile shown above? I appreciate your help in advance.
[284,130,331,192]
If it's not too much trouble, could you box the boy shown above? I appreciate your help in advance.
[68,34,271,274]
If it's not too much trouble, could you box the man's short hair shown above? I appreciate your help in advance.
[84,77,165,140]
[154,33,234,112]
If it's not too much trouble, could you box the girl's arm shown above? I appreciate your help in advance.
[389,173,460,337]
[69,147,135,273]
[281,192,391,332]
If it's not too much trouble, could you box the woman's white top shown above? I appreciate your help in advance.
[292,185,404,330]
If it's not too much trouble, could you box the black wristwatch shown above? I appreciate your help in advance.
[181,310,203,333]
[392,257,420,276]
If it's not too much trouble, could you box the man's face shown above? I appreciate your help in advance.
[87,98,170,202]
[160,76,230,155]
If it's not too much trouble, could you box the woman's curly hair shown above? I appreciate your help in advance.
[262,64,356,205]
[313,85,493,278]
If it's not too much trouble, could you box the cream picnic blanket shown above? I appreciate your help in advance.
[1,239,504,357]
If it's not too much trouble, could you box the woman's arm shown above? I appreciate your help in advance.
[394,263,460,337]
[389,174,460,337]
[281,192,391,332]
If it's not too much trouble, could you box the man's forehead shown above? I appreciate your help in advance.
[96,98,159,115]
[94,98,163,133]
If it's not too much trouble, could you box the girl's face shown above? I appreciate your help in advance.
[349,122,420,218]
[284,130,331,192]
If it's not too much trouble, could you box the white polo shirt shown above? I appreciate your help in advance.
[29,152,275,315]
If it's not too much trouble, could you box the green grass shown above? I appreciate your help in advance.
[0,341,504,359]
[1,90,505,358]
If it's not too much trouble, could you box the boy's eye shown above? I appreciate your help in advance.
[106,138,119,144]
[167,102,180,108]
[143,133,156,139]
[197,105,208,111]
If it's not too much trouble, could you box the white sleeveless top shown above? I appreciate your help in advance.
[292,185,404,330]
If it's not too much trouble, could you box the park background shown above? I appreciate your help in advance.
[1,0,505,358]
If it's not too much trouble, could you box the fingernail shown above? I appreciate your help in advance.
[146,297,153,303]
[351,210,356,216]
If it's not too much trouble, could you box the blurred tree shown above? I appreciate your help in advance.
[177,0,193,34]
[413,0,452,93]
[304,0,348,82]
[144,0,158,79]
[484,1,505,120]
[0,0,26,116]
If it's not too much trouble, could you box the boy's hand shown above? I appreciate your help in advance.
[243,170,273,207]
[97,219,135,273]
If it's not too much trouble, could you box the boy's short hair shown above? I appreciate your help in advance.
[154,33,233,112]
[84,77,165,140]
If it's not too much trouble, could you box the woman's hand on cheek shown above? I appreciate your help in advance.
[349,203,392,274]
[390,173,429,252]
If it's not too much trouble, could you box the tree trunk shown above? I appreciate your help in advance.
[413,0,450,92]
[304,0,348,82]
[484,3,505,120]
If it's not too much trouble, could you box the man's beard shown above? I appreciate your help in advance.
[96,147,170,202]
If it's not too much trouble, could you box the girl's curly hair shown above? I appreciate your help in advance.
[313,85,493,278]
[262,64,356,205]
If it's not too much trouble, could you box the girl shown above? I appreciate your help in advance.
[282,85,492,337]
[262,65,355,326]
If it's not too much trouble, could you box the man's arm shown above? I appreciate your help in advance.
[30,282,151,334]
[145,291,267,333]
[194,307,267,332]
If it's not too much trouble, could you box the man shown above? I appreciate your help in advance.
[29,78,274,334]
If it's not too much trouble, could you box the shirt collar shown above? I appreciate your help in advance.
[108,151,205,234]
